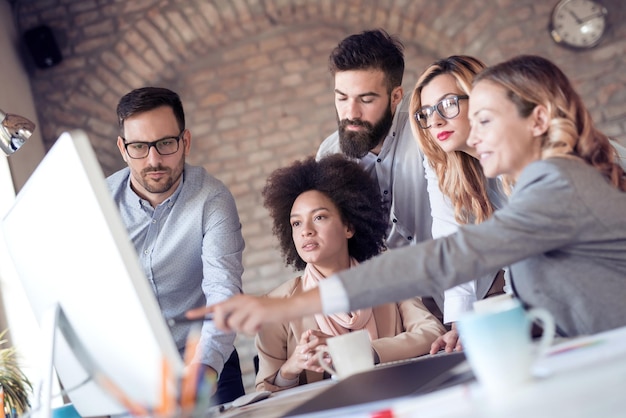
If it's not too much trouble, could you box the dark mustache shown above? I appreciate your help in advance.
[142,165,168,174]
[339,119,370,128]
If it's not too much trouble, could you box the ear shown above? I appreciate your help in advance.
[391,86,403,109]
[345,224,355,239]
[530,105,550,137]
[116,136,128,162]
[181,129,192,156]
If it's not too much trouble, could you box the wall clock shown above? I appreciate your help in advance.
[549,0,608,49]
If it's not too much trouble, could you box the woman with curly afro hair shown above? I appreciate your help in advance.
[254,154,445,392]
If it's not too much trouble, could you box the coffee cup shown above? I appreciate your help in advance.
[458,297,555,400]
[315,330,374,380]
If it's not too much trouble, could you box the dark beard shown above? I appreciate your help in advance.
[337,101,394,159]
[140,162,182,194]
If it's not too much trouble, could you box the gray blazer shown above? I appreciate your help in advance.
[336,157,626,337]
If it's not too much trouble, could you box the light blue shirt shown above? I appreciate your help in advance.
[107,164,244,373]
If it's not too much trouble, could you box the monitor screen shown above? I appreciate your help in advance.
[1,130,184,416]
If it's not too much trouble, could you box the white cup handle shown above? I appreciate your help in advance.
[527,307,555,355]
[316,348,336,377]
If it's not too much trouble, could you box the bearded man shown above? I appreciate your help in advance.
[317,29,433,252]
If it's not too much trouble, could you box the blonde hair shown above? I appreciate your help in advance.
[475,54,626,191]
[409,55,496,224]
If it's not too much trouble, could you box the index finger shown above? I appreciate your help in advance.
[430,339,444,355]
[299,329,314,344]
[186,305,214,319]
[186,302,231,331]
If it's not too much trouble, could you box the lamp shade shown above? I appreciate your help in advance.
[1,109,36,156]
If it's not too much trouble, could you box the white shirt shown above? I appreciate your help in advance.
[424,158,478,323]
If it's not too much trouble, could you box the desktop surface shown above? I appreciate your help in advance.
[215,326,626,418]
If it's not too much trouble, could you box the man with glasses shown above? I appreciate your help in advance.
[107,87,245,405]
[316,30,443,320]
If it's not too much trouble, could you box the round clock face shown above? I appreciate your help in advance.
[550,0,608,48]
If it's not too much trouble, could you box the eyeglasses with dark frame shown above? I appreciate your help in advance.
[414,95,469,129]
[122,130,184,159]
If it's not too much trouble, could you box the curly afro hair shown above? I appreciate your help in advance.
[262,154,388,271]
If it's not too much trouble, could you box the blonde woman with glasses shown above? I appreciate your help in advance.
[409,56,509,354]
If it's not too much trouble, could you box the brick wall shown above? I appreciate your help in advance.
[15,0,626,392]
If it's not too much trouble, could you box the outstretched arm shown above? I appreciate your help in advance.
[187,288,323,336]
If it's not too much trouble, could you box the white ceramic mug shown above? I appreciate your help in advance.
[458,297,555,400]
[315,330,374,380]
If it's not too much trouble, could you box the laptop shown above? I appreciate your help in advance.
[284,351,473,417]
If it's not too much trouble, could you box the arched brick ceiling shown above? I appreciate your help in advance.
[30,0,482,173]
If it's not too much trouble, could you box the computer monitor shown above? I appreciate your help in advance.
[1,131,184,416]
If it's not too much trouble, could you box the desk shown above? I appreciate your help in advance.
[213,326,626,418]
[210,380,335,418]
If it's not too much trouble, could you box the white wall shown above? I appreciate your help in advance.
[0,0,47,398]
[0,2,46,190]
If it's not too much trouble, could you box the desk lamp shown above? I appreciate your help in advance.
[1,109,35,156]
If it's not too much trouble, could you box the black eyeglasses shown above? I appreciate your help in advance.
[414,95,469,129]
[122,130,184,159]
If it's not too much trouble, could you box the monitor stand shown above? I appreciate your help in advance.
[32,304,149,418]
[33,304,60,418]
